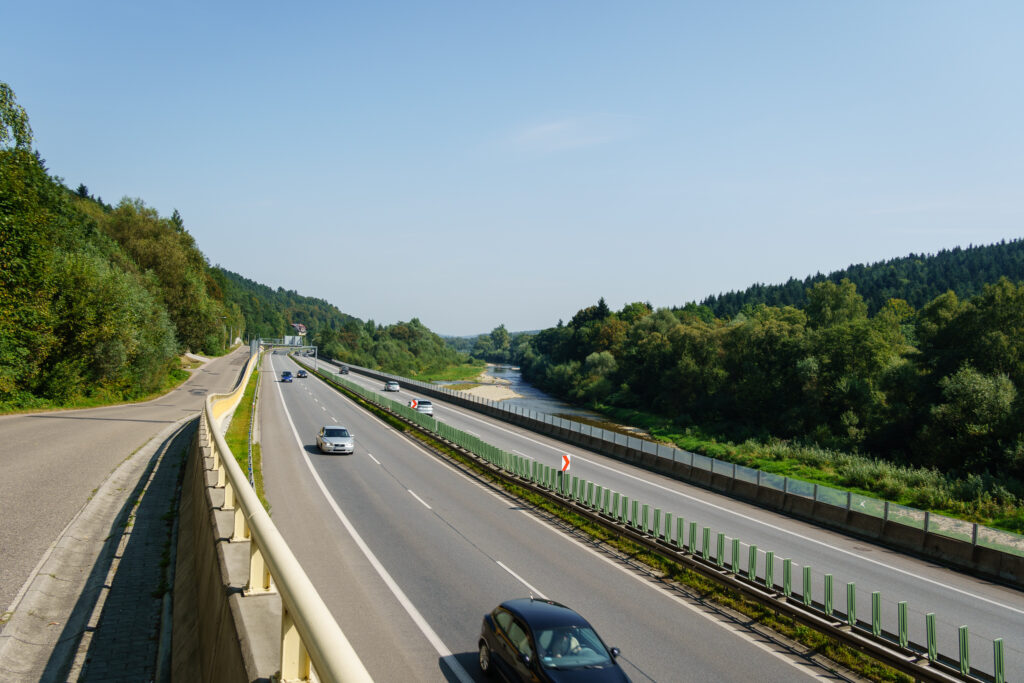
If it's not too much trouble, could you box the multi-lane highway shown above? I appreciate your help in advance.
[303,356,1024,681]
[259,352,851,681]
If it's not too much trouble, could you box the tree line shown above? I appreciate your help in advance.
[512,276,1024,483]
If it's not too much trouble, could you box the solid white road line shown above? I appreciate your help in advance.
[496,561,547,599]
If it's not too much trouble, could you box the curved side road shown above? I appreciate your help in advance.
[0,347,249,682]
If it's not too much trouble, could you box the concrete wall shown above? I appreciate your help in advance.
[172,425,280,682]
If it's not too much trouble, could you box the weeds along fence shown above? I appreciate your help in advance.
[306,363,1011,683]
[328,361,1024,588]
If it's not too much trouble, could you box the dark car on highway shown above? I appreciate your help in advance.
[297,369,308,378]
[339,366,350,374]
[478,598,629,682]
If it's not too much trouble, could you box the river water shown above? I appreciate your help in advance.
[452,364,605,420]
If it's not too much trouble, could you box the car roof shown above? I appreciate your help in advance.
[497,598,590,630]
[322,424,349,430]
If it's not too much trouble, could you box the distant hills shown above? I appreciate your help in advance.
[696,239,1024,318]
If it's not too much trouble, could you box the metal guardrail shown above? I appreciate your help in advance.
[333,360,1024,568]
[205,350,373,682]
[304,361,1008,683]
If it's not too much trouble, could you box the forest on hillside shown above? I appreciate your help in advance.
[0,82,467,410]
[510,278,1024,486]
[698,239,1024,317]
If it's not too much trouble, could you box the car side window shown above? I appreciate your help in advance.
[494,609,513,633]
[506,620,533,658]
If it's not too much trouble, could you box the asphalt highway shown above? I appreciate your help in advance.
[261,352,852,682]
[324,359,1024,680]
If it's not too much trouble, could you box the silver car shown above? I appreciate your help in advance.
[409,399,433,416]
[317,425,355,454]
[384,381,400,392]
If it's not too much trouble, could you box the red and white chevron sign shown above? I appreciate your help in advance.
[561,454,572,472]
[409,400,418,409]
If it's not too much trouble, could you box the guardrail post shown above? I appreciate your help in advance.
[676,518,686,549]
[248,541,272,593]
[232,507,247,542]
[958,625,969,675]
[926,613,937,662]
[701,527,710,560]
[603,489,610,515]
[664,512,673,542]
[223,479,235,510]
[643,505,651,534]
[898,601,908,648]
[871,591,881,637]
[652,508,661,537]
[621,496,629,523]
[994,638,1004,683]
[631,500,640,529]
[716,533,725,567]
[824,574,833,616]
[281,605,311,681]
[588,482,595,507]
[803,566,812,606]
[765,551,774,590]
[689,521,698,553]
[846,491,852,510]
[924,510,930,533]
[732,539,740,575]
[783,558,792,597]
[748,545,757,581]
[846,583,856,627]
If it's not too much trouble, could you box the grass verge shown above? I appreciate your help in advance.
[224,357,269,512]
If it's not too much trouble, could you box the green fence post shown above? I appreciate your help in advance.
[612,492,620,519]
[642,505,650,534]
[689,521,698,553]
[664,512,673,542]
[871,592,881,637]
[994,638,1004,683]
[701,527,710,560]
[676,518,686,549]
[958,625,969,676]
[824,574,833,616]
[593,484,601,509]
[732,539,741,575]
[621,496,628,523]
[846,583,856,627]
[782,558,792,597]
[652,508,660,536]
[748,545,758,581]
[632,500,640,529]
[572,476,580,500]
[898,601,908,648]
[803,566,812,606]
[926,613,937,662]
[587,481,595,507]
[765,551,774,590]
[716,533,725,567]
[602,489,610,515]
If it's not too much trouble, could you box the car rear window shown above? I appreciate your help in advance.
[418,401,432,406]
[324,428,350,438]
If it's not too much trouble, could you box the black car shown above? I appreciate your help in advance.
[297,369,308,378]
[479,598,629,682]
[339,366,350,374]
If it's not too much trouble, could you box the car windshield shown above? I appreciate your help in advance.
[536,626,613,670]
[324,428,350,438]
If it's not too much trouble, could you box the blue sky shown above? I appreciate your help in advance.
[5,2,1023,335]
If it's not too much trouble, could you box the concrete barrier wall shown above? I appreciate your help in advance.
[337,361,1024,587]
[172,433,249,683]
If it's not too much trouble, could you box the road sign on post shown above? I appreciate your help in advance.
[561,454,572,472]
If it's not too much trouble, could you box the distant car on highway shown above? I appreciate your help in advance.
[316,425,354,454]
[281,371,293,382]
[409,399,433,416]
[297,369,308,378]
[384,380,400,391]
[339,366,350,375]
[478,598,628,682]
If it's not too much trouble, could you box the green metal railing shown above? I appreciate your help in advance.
[310,363,1006,683]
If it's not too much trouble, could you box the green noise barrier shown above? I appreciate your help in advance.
[317,369,1005,682]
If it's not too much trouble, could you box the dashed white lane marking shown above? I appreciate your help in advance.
[496,561,547,599]
[451,408,1024,616]
[367,453,381,465]
[408,490,432,510]
[274,380,475,683]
